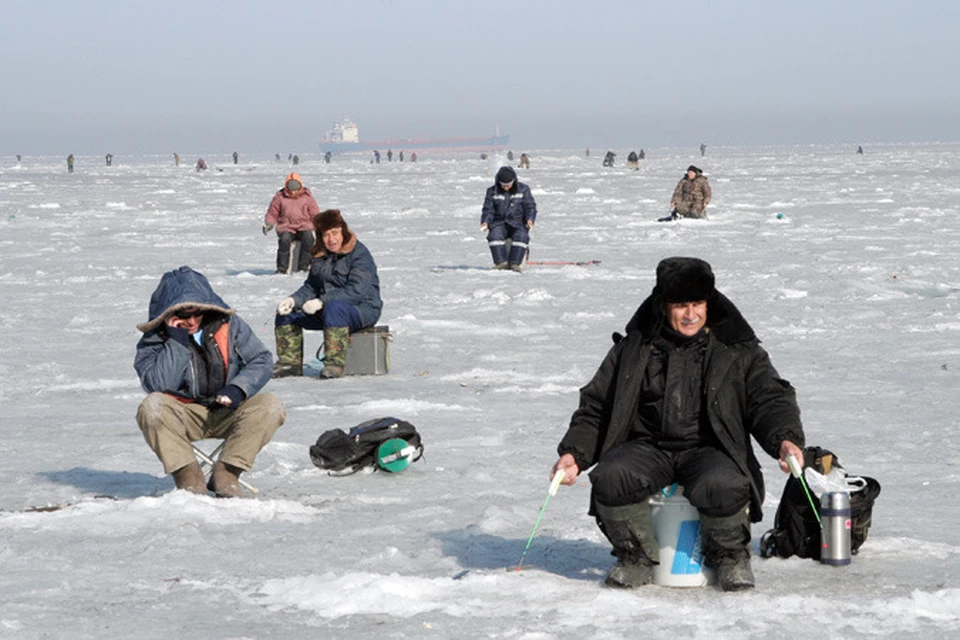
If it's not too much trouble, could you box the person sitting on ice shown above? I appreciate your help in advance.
[134,266,286,497]
[272,209,382,379]
[660,165,711,221]
[627,151,639,170]
[518,153,530,169]
[551,257,805,591]
[602,151,616,167]
[480,166,537,272]
[263,173,321,274]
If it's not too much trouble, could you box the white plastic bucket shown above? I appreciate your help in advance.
[649,485,714,587]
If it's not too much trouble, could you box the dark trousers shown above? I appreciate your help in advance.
[589,440,749,517]
[277,230,316,273]
[274,300,366,332]
[486,224,530,265]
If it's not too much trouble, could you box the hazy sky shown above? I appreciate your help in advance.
[3,1,958,154]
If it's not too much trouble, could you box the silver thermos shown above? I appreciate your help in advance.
[820,492,852,565]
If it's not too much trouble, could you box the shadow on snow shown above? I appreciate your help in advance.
[434,527,610,582]
[39,467,169,499]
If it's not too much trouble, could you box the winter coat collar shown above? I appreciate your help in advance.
[313,233,358,259]
[623,290,757,346]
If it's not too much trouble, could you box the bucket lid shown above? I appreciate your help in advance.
[377,438,416,472]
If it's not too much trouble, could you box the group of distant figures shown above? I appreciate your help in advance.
[47,144,866,174]
[603,149,647,169]
[370,150,417,164]
[477,150,531,169]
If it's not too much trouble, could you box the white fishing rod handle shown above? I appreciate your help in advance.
[549,469,565,496]
[786,454,803,479]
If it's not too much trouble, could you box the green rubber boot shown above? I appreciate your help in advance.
[319,327,350,379]
[273,323,303,378]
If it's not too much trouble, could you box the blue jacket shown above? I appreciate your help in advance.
[134,266,273,403]
[292,235,382,328]
[481,171,537,229]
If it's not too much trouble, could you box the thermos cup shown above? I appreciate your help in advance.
[820,491,852,565]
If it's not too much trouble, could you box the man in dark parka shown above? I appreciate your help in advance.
[551,257,805,591]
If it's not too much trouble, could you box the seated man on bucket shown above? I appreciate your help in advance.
[550,257,805,591]
[480,166,537,271]
[263,172,321,274]
[273,209,382,379]
[134,266,286,497]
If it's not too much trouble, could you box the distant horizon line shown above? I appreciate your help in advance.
[7,139,960,159]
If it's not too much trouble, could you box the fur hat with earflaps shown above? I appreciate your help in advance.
[655,257,716,303]
[311,209,355,255]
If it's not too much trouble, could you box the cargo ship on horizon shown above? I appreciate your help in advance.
[319,117,510,153]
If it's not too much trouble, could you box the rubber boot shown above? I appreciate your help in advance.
[700,507,755,591]
[209,461,243,498]
[319,327,350,379]
[273,323,303,378]
[595,502,659,589]
[172,461,206,495]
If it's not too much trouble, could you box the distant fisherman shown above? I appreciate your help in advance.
[263,173,321,274]
[660,165,711,221]
[480,166,537,272]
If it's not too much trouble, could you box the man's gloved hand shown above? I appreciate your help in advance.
[215,385,246,410]
[262,224,274,236]
[277,297,295,315]
[302,298,323,315]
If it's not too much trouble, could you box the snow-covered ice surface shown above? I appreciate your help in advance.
[1,145,958,638]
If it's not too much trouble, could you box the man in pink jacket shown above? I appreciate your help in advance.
[263,173,321,274]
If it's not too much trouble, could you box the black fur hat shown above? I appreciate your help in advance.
[686,165,702,175]
[655,257,715,303]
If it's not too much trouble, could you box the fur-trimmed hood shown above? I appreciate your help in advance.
[136,266,234,333]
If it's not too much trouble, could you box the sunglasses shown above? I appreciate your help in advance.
[173,308,203,319]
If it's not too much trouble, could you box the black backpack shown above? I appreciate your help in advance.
[309,417,423,475]
[760,446,881,560]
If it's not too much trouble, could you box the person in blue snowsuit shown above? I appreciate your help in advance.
[480,166,537,271]
[134,266,286,497]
